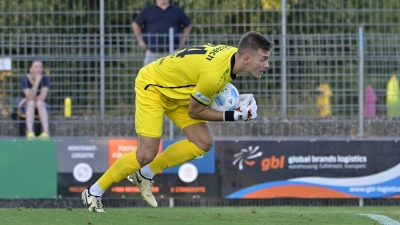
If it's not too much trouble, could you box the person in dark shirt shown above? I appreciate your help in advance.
[132,0,192,65]
[19,60,50,140]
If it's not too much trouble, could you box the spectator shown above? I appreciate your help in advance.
[386,75,400,117]
[364,84,377,117]
[132,0,192,66]
[316,83,332,117]
[19,60,50,140]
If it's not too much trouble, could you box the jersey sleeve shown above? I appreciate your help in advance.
[190,71,227,106]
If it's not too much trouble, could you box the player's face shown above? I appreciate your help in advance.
[247,49,270,79]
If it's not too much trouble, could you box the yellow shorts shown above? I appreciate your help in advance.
[135,75,207,138]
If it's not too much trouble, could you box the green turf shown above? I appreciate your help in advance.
[1,206,399,225]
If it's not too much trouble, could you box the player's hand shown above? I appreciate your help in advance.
[247,97,258,120]
[238,94,254,109]
[233,105,249,121]
[234,94,258,121]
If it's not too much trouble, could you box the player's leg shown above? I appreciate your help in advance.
[82,147,143,212]
[129,103,212,206]
[126,135,160,208]
[138,105,213,179]
[126,80,167,207]
[83,135,160,212]
[120,74,165,208]
[83,72,164,211]
[97,135,159,190]
[130,122,211,208]
[142,123,212,178]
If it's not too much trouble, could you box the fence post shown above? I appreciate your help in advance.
[358,27,364,138]
[100,0,105,117]
[281,0,287,117]
[169,27,174,140]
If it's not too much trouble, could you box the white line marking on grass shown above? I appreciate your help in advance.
[359,214,400,225]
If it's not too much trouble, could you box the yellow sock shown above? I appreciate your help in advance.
[148,139,207,174]
[97,150,141,190]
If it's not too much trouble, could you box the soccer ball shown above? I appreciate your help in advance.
[209,82,240,111]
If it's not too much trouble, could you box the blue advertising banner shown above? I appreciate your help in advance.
[215,140,400,199]
[57,138,217,198]
[56,139,400,199]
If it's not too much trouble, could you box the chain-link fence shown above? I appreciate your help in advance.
[1,0,400,138]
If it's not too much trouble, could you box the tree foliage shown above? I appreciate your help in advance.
[1,0,399,34]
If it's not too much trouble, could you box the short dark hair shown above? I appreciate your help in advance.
[237,31,274,56]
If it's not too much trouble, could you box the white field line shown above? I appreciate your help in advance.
[359,214,400,225]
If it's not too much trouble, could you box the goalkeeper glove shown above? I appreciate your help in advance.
[223,94,258,121]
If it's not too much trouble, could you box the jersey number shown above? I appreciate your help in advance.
[176,46,207,58]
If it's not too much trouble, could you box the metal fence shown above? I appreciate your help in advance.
[1,0,400,138]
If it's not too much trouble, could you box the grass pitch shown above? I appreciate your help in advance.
[1,206,400,225]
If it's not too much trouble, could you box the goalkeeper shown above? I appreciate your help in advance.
[82,31,274,212]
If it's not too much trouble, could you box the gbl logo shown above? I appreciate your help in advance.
[261,156,285,171]
[233,145,285,171]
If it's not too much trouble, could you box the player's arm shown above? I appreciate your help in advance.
[188,97,224,121]
[189,72,257,121]
[188,95,258,122]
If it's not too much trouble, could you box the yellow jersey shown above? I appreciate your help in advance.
[137,44,238,106]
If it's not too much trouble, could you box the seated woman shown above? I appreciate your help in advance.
[19,60,50,140]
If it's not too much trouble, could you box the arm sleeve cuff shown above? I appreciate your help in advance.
[224,111,235,121]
